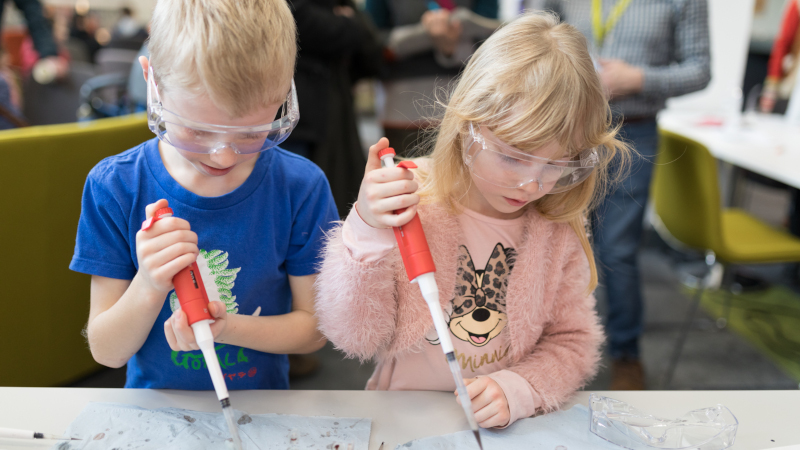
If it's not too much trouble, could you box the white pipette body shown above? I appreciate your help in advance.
[380,151,483,449]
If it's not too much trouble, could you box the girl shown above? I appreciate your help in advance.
[315,12,630,428]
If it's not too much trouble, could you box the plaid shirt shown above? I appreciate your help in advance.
[540,0,711,119]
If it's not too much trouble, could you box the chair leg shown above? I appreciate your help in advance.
[662,251,716,389]
[662,284,705,389]
[717,265,735,329]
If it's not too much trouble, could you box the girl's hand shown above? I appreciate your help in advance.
[164,301,229,351]
[355,138,420,229]
[456,377,511,428]
[135,199,199,296]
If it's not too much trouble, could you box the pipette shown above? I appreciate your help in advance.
[378,148,484,450]
[0,427,81,441]
[141,207,244,450]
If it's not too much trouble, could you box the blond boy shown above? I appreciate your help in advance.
[71,0,338,389]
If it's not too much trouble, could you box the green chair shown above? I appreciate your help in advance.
[651,129,800,388]
[0,113,152,387]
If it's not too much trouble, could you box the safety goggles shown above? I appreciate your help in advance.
[464,123,598,194]
[146,66,299,154]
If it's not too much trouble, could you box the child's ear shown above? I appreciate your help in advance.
[139,56,150,82]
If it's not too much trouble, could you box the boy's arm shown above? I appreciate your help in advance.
[84,198,200,368]
[87,275,168,368]
[209,274,326,354]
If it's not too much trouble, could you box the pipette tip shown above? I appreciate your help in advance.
[221,402,244,450]
[472,430,483,449]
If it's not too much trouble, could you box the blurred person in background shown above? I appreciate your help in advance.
[0,48,24,128]
[760,0,798,115]
[0,0,68,126]
[69,11,101,63]
[283,0,382,219]
[540,0,711,390]
[282,0,382,377]
[760,0,800,275]
[365,0,501,156]
[109,7,148,50]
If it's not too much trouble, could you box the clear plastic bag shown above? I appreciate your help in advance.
[589,394,738,450]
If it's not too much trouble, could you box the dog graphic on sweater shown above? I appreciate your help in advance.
[427,243,516,348]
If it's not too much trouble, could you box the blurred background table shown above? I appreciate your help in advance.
[658,110,800,208]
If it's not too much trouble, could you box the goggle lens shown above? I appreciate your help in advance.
[147,66,298,155]
[465,123,597,193]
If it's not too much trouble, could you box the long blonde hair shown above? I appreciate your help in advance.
[416,12,632,292]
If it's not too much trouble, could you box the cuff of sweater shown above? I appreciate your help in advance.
[486,369,541,428]
[342,205,397,263]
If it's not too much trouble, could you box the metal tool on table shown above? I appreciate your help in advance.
[378,147,484,450]
[0,427,81,441]
[141,207,244,450]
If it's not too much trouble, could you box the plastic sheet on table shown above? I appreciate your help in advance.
[51,402,370,450]
[396,404,619,450]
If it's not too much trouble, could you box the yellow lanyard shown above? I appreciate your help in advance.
[592,0,634,48]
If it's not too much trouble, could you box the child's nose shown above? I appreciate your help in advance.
[520,179,543,194]
[209,145,238,166]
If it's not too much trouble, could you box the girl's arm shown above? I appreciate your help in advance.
[314,223,400,361]
[498,233,604,415]
[313,138,417,360]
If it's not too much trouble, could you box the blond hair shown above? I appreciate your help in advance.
[148,0,296,117]
[417,12,632,293]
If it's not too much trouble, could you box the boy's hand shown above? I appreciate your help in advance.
[135,199,199,295]
[164,301,228,351]
[356,138,420,229]
[455,377,511,428]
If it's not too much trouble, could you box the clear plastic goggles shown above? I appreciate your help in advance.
[146,66,299,154]
[590,394,738,450]
[464,122,598,194]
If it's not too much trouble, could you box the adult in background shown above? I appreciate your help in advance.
[108,7,148,50]
[365,0,501,156]
[541,0,711,390]
[0,0,68,126]
[283,0,381,218]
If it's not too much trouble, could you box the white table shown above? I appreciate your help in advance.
[658,110,800,191]
[1,388,798,450]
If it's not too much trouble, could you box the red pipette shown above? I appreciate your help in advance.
[377,148,483,449]
[141,207,243,450]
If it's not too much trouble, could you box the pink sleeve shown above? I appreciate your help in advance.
[503,233,603,413]
[486,370,541,428]
[315,218,401,361]
[341,205,397,263]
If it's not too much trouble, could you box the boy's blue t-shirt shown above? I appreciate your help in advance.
[70,138,339,390]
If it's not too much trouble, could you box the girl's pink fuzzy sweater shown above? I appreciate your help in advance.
[315,201,603,418]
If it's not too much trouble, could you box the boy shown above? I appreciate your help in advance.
[70,0,338,390]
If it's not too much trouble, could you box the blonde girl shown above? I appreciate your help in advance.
[315,12,630,428]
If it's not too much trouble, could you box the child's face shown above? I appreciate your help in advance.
[160,89,285,179]
[465,138,566,219]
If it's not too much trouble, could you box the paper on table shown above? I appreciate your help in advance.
[396,405,618,450]
[51,402,370,450]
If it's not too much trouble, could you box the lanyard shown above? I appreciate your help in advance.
[592,0,634,48]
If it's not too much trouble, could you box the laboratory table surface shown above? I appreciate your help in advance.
[1,388,799,449]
